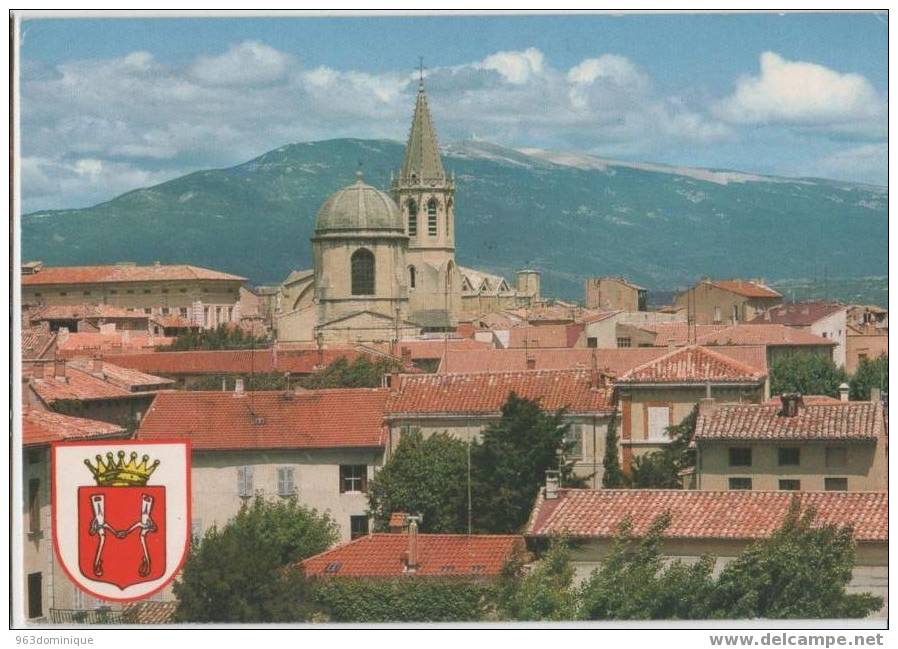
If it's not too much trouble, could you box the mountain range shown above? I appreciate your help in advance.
[21,139,888,302]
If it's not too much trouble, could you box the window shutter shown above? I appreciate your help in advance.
[339,466,346,494]
[237,466,246,496]
[359,467,368,493]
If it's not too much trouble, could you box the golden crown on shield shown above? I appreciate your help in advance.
[84,451,160,487]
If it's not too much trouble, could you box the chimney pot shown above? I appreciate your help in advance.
[405,515,422,572]
[698,397,716,418]
[526,357,536,370]
[838,382,850,402]
[780,393,803,417]
[545,470,560,499]
[54,359,66,380]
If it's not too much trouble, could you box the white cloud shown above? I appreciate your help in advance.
[714,51,885,128]
[808,143,887,186]
[188,41,292,86]
[478,47,545,85]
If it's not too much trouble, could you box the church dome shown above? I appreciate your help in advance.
[315,172,403,233]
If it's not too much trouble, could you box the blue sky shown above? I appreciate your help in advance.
[19,12,888,211]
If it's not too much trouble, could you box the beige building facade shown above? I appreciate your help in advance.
[585,277,647,312]
[674,279,783,325]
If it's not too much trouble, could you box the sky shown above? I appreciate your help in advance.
[18,12,888,212]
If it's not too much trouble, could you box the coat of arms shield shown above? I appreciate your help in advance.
[52,440,190,602]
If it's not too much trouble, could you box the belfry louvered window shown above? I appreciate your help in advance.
[351,248,375,295]
[427,199,438,236]
[407,200,418,236]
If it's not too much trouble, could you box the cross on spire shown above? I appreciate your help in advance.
[417,56,425,91]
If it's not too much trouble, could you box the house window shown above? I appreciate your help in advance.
[646,406,670,441]
[587,337,598,348]
[27,572,42,619]
[144,308,152,315]
[408,266,416,289]
[826,446,848,468]
[340,465,368,493]
[59,292,67,296]
[180,288,187,293]
[83,291,91,296]
[162,307,170,315]
[144,289,152,294]
[728,447,752,467]
[28,478,40,533]
[350,248,375,295]
[162,288,169,294]
[728,477,752,490]
[778,447,800,466]
[427,199,438,236]
[779,479,801,491]
[564,425,583,459]
[407,200,418,236]
[825,477,848,492]
[109,290,117,294]
[179,307,188,317]
[617,337,632,348]
[237,465,254,498]
[350,515,369,540]
[277,467,295,497]
[713,306,722,323]
[191,518,204,541]
[126,289,134,294]
[732,304,739,322]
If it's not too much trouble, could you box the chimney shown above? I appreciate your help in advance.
[405,515,422,572]
[235,377,245,394]
[779,393,803,417]
[545,470,560,500]
[54,359,67,381]
[57,327,70,344]
[838,382,850,402]
[388,372,401,392]
[91,356,103,375]
[401,346,412,366]
[389,512,408,534]
[698,397,716,418]
[32,361,45,380]
[526,356,536,370]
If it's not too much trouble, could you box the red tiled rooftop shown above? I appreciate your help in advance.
[66,358,175,391]
[636,322,730,346]
[386,369,614,416]
[762,395,841,406]
[22,406,126,447]
[527,489,887,542]
[108,348,368,375]
[749,302,846,326]
[22,263,246,286]
[300,533,523,578]
[22,327,56,360]
[697,324,835,347]
[710,280,782,299]
[363,338,494,361]
[137,389,390,450]
[56,332,174,357]
[617,345,766,384]
[694,401,884,442]
[26,360,171,403]
[439,347,668,375]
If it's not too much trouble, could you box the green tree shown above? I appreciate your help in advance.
[164,324,270,351]
[313,578,491,622]
[849,355,888,401]
[366,431,470,533]
[495,538,579,621]
[769,354,848,398]
[601,415,627,488]
[629,409,696,489]
[173,497,338,622]
[470,393,581,533]
[579,514,714,620]
[299,356,401,389]
[708,499,883,619]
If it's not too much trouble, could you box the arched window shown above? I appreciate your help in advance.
[408,265,416,290]
[427,199,438,236]
[407,200,418,236]
[351,248,375,296]
[446,261,454,291]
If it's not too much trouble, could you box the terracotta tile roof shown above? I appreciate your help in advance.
[22,263,245,286]
[579,310,622,324]
[137,389,390,450]
[108,348,368,375]
[439,348,669,375]
[22,327,56,360]
[697,324,836,347]
[386,370,614,416]
[121,601,177,624]
[526,489,887,542]
[56,332,174,357]
[300,533,523,578]
[617,345,766,384]
[150,313,197,329]
[30,304,149,321]
[749,302,846,326]
[762,395,841,406]
[22,406,126,447]
[710,280,782,299]
[694,401,884,441]
[65,358,174,391]
[507,324,584,349]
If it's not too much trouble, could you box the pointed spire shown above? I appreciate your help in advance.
[400,64,445,185]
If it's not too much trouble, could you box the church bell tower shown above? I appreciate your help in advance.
[391,72,460,330]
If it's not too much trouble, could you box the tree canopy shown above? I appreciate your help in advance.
[769,353,848,398]
[629,409,696,489]
[849,355,888,401]
[164,323,270,351]
[173,497,338,623]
